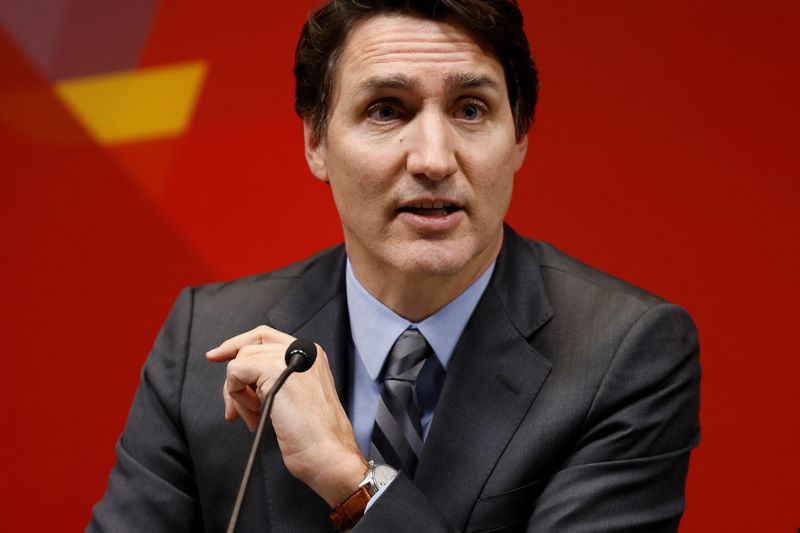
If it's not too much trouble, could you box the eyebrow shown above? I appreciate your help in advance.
[444,73,500,92]
[362,74,415,92]
[358,73,500,94]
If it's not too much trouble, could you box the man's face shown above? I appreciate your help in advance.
[305,14,527,284]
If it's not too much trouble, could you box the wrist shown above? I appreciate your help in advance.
[315,451,369,508]
[329,461,399,530]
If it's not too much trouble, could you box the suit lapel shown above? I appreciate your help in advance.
[267,246,350,400]
[246,228,552,531]
[256,246,350,532]
[414,227,554,530]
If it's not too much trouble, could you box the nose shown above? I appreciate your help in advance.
[405,110,458,181]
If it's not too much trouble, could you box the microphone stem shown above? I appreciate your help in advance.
[226,361,299,533]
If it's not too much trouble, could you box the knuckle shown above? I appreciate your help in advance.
[237,345,253,357]
[226,361,246,385]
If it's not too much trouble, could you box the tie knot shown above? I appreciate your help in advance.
[384,328,430,381]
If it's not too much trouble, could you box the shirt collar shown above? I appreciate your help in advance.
[346,259,495,381]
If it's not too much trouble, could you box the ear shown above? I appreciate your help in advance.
[303,121,329,183]
[512,133,528,173]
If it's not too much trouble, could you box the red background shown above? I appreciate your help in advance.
[1,1,798,530]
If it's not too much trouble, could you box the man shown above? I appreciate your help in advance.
[90,1,700,531]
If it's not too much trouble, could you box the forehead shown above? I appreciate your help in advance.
[334,14,506,97]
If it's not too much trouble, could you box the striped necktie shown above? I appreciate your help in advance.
[369,328,431,477]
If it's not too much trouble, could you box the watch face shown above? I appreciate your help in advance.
[372,464,398,489]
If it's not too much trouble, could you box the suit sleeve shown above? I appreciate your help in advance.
[522,302,701,531]
[356,302,701,533]
[87,288,203,533]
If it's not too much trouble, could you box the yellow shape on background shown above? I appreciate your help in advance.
[54,61,207,144]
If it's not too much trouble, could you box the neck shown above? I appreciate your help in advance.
[348,237,501,323]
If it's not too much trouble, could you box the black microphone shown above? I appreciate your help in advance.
[226,339,318,533]
[284,338,317,372]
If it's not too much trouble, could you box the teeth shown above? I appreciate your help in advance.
[409,200,453,209]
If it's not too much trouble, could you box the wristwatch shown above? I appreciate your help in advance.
[329,461,398,530]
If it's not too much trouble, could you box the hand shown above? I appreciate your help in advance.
[206,325,368,507]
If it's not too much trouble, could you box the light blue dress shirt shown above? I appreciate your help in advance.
[345,258,496,457]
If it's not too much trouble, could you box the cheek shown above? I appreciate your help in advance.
[483,175,513,215]
[329,140,398,199]
[488,139,519,205]
[464,153,515,200]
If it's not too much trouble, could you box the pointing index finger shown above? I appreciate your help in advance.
[205,324,295,361]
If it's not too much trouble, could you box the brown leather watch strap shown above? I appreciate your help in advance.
[329,485,373,531]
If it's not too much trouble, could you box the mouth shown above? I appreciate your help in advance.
[397,199,462,217]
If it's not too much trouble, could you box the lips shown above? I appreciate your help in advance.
[397,199,462,217]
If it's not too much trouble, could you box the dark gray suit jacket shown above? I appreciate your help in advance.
[89,227,700,532]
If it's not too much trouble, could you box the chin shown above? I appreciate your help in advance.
[390,240,482,278]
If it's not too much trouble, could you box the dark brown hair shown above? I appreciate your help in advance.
[294,0,539,142]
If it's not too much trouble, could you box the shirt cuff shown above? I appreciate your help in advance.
[364,475,396,513]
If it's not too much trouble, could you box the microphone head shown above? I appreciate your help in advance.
[284,338,317,373]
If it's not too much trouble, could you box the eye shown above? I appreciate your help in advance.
[455,100,487,121]
[367,102,402,122]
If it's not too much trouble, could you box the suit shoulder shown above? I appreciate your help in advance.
[190,244,344,314]
[516,238,699,340]
[525,239,667,311]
